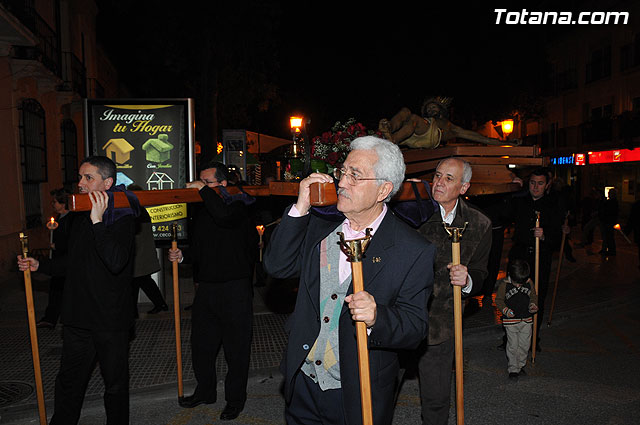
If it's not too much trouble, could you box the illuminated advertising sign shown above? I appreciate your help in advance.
[588,148,640,164]
[575,153,586,165]
[84,99,195,240]
[550,154,575,165]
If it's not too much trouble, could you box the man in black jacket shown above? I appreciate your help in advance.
[19,156,136,425]
[169,161,257,421]
[507,168,565,344]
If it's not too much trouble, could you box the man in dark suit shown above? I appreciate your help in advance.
[264,136,435,425]
[169,161,257,421]
[18,156,137,424]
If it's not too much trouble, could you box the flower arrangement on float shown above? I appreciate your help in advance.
[283,118,380,180]
[310,118,381,170]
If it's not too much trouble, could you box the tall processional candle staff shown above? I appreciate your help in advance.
[338,229,374,425]
[171,222,185,402]
[443,222,468,425]
[531,212,541,363]
[46,216,58,259]
[19,233,47,425]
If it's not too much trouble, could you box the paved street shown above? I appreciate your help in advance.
[1,229,639,424]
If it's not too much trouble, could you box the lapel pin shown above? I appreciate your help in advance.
[372,257,381,263]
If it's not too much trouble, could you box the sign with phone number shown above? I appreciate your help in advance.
[146,203,187,239]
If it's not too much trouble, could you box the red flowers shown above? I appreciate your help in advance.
[310,118,378,167]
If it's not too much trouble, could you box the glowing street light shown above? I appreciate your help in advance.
[501,119,514,138]
[290,116,303,133]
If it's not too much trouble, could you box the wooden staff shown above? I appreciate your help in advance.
[170,223,184,401]
[338,230,373,425]
[443,222,468,425]
[548,214,569,327]
[19,233,47,425]
[531,212,540,364]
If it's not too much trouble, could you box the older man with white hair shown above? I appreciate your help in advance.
[416,157,492,425]
[265,136,435,425]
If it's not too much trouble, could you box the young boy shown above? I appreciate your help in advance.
[495,259,538,380]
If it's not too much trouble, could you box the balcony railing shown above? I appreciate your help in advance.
[540,113,640,154]
[59,51,86,97]
[3,0,60,77]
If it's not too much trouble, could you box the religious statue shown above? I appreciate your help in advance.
[378,96,520,148]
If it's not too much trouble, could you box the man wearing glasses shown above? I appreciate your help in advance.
[264,136,435,425]
[169,161,257,421]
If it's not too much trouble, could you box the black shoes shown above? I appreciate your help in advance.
[519,368,527,376]
[36,320,55,329]
[220,404,244,420]
[179,394,216,408]
[508,372,519,381]
[147,304,169,314]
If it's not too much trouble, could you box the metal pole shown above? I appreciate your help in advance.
[548,215,568,327]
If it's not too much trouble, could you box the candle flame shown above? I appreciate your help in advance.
[614,224,621,230]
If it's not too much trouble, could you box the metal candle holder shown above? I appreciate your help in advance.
[337,228,372,263]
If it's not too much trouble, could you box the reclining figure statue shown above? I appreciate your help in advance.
[379,96,520,148]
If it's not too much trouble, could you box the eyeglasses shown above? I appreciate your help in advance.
[333,167,386,185]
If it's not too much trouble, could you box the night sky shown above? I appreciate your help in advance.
[96,1,588,140]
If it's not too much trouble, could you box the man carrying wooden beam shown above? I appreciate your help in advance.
[264,136,435,425]
[168,161,258,421]
[18,156,137,425]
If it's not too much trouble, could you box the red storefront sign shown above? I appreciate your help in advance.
[587,148,640,164]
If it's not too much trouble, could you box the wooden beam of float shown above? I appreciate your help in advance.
[69,181,432,211]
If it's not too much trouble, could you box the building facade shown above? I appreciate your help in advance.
[0,0,125,278]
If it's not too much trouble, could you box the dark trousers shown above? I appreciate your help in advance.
[191,278,253,406]
[50,325,129,425]
[131,274,166,316]
[42,275,64,324]
[601,223,616,254]
[285,370,346,425]
[417,338,455,425]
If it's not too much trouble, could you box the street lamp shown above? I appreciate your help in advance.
[501,119,514,139]
[289,116,303,158]
[288,115,310,177]
[290,116,303,132]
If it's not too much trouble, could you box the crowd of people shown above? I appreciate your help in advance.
[17,136,633,424]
